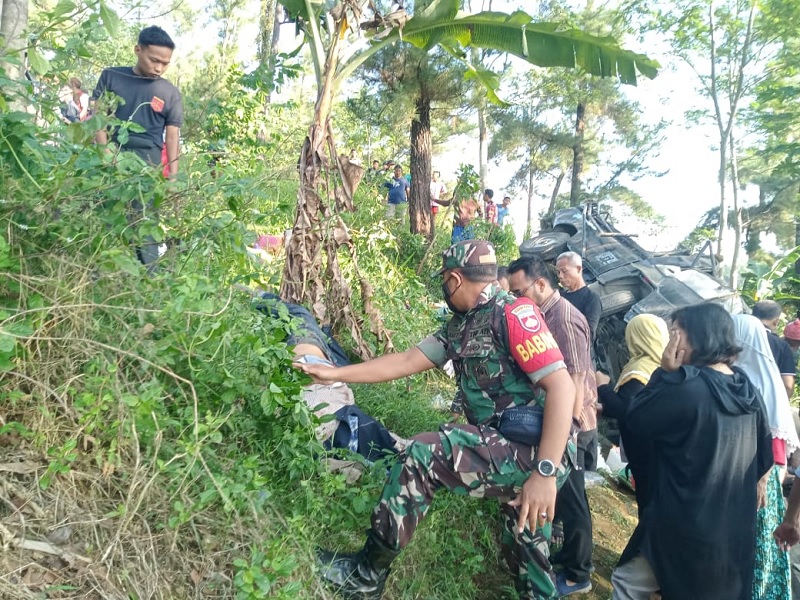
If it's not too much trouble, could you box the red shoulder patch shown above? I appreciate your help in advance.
[151,96,165,112]
[510,303,542,333]
[505,299,564,375]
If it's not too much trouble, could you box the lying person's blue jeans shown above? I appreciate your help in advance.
[255,293,350,367]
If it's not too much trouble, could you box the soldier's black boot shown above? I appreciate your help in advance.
[316,531,400,600]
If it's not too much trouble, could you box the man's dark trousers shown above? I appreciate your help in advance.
[551,440,593,583]
[124,142,162,270]
[577,428,598,471]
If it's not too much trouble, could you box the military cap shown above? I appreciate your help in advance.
[434,240,497,276]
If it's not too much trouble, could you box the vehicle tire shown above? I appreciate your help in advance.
[599,290,637,317]
[518,231,570,261]
[594,315,629,381]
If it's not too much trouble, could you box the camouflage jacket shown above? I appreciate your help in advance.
[418,284,566,425]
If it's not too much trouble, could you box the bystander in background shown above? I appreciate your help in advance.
[92,25,183,272]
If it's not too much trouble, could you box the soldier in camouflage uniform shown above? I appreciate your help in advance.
[296,240,577,600]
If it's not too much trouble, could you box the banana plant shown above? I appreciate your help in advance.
[278,0,659,359]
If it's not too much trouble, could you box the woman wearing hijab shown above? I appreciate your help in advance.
[733,314,798,600]
[612,303,773,600]
[597,314,669,504]
[597,314,669,442]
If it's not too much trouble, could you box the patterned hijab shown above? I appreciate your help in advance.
[615,314,669,392]
[733,314,799,453]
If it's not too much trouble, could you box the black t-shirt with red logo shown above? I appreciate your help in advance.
[92,67,183,149]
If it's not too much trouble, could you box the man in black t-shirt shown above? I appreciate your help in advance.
[753,300,797,398]
[556,251,602,339]
[93,25,182,175]
[92,26,183,269]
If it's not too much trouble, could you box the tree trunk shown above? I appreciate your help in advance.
[280,16,393,360]
[569,101,585,207]
[729,130,742,289]
[478,98,489,192]
[470,44,489,192]
[0,0,28,82]
[527,148,535,237]
[258,0,277,67]
[280,117,334,324]
[705,0,755,271]
[716,141,728,265]
[796,217,800,248]
[745,185,765,255]
[548,171,565,216]
[409,92,433,237]
[258,0,283,103]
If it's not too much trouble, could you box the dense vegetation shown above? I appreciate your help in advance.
[0,47,529,596]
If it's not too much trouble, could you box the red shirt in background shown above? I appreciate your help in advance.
[485,201,497,224]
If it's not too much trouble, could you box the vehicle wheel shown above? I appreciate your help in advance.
[600,290,637,317]
[594,315,629,381]
[518,231,570,261]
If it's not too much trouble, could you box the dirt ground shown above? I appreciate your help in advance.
[0,459,640,600]
[584,481,640,599]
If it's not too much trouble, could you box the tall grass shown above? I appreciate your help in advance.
[0,82,527,599]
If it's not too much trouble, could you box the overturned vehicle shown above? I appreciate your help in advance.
[519,203,745,379]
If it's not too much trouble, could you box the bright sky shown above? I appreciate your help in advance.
[466,1,736,252]
[447,60,726,252]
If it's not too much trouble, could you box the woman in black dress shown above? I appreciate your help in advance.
[611,303,773,600]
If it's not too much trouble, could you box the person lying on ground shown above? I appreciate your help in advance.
[252,292,403,462]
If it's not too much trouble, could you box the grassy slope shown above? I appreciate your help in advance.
[0,168,638,598]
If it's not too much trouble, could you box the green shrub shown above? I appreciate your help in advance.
[0,52,521,599]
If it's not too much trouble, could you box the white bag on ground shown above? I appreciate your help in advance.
[605,446,628,472]
[596,446,611,473]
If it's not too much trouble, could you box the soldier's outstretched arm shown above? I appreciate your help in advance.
[293,347,435,385]
[509,368,574,533]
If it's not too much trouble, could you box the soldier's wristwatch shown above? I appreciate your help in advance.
[534,459,557,478]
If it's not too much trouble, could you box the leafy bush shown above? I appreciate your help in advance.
[0,64,323,596]
[740,246,800,308]
[0,12,531,594]
[0,75,523,598]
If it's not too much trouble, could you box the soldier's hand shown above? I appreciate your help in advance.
[293,361,340,385]
[508,473,557,533]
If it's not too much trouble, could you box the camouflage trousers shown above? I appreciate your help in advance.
[370,423,572,600]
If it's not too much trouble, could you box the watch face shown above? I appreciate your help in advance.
[537,459,556,477]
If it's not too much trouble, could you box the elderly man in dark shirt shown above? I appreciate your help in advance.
[556,252,601,339]
[509,255,596,596]
[753,300,796,398]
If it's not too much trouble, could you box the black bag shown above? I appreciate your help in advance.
[497,405,544,446]
[324,406,398,462]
